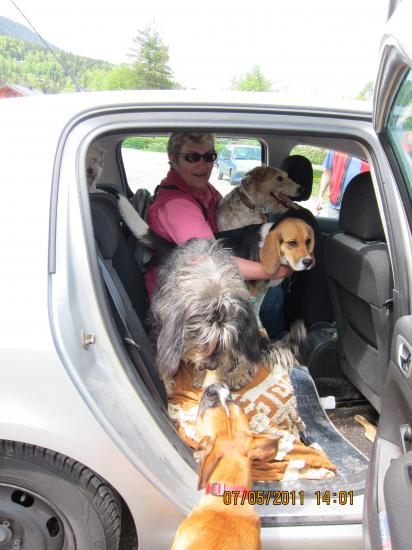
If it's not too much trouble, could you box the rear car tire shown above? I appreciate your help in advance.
[229,170,237,184]
[0,440,121,550]
[217,168,223,180]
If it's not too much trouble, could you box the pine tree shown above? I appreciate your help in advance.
[129,25,176,89]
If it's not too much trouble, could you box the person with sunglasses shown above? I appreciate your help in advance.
[144,132,292,339]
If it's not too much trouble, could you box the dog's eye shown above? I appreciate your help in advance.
[305,239,311,246]
[287,240,297,247]
[276,175,284,182]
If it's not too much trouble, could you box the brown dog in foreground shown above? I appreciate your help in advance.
[171,383,280,550]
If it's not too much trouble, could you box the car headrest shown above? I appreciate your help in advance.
[280,155,313,201]
[339,172,385,241]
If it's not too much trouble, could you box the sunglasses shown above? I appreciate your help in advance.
[177,151,217,163]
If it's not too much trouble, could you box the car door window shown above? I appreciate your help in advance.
[386,69,412,198]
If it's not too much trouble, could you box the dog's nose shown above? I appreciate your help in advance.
[302,258,313,268]
[87,168,93,175]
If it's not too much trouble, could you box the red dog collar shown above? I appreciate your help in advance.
[205,482,249,496]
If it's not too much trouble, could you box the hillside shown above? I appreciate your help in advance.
[0,16,58,49]
[0,16,113,93]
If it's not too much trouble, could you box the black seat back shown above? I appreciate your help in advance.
[324,172,393,411]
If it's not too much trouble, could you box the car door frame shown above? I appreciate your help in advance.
[365,3,412,549]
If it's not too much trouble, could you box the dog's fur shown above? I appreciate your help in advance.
[217,218,315,330]
[171,383,281,550]
[216,165,301,231]
[150,237,263,393]
[86,143,105,190]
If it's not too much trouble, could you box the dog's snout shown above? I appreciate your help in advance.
[204,383,223,398]
[302,257,313,268]
[297,184,303,195]
[198,383,233,419]
[87,167,93,175]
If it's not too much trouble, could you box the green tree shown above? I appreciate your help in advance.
[129,25,177,89]
[357,81,374,100]
[231,65,272,92]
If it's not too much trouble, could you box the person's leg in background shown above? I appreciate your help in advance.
[259,285,285,341]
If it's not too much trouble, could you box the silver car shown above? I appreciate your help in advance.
[1,3,412,549]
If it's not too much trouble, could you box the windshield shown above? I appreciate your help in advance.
[233,147,261,160]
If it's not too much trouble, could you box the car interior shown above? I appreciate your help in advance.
[85,129,394,520]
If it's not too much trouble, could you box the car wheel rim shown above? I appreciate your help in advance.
[0,484,69,549]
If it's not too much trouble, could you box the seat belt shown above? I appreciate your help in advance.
[96,250,168,407]
[97,254,139,349]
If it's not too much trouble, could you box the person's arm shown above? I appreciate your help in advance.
[234,256,293,280]
[316,168,331,213]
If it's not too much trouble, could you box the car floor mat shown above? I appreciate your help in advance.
[291,366,369,492]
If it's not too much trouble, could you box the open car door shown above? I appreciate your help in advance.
[365,2,412,549]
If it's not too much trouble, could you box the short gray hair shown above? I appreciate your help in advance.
[167,132,216,157]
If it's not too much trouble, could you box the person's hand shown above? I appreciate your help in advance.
[315,197,323,213]
[272,265,294,279]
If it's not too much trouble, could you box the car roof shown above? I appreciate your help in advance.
[0,89,372,124]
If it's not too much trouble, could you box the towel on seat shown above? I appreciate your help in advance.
[168,362,336,481]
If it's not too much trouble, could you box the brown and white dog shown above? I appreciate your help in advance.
[171,383,281,550]
[216,166,301,231]
[216,217,315,331]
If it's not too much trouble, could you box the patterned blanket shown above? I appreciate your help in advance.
[168,362,336,481]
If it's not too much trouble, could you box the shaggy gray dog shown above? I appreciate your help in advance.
[150,238,262,393]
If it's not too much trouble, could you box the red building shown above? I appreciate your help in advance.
[0,83,42,98]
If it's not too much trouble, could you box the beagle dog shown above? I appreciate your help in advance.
[216,217,315,331]
[171,383,280,550]
[216,165,301,231]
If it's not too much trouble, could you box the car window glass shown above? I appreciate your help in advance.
[290,144,369,220]
[386,69,412,202]
[216,138,263,189]
[289,144,327,216]
[121,136,264,197]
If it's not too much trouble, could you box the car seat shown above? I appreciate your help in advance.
[324,172,393,411]
[89,191,167,407]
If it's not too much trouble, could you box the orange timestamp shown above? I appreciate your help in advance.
[222,490,355,506]
[223,490,305,506]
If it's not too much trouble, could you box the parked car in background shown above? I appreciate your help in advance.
[217,142,262,183]
[0,2,412,549]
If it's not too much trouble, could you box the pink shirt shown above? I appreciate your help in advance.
[145,194,219,296]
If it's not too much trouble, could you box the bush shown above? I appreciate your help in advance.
[122,136,168,152]
[291,145,327,167]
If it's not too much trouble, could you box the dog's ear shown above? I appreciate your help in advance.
[243,166,267,184]
[155,309,185,380]
[308,225,315,255]
[247,433,280,462]
[197,436,221,490]
[259,229,281,275]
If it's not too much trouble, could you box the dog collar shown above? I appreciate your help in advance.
[236,186,268,222]
[205,482,249,496]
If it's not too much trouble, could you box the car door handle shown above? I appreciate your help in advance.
[398,343,412,376]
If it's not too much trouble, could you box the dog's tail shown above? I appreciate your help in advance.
[117,194,175,252]
[262,319,307,373]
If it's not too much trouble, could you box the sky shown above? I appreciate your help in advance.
[2,0,390,99]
